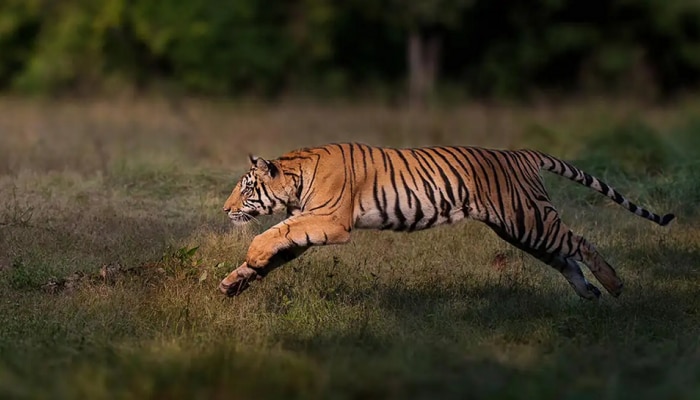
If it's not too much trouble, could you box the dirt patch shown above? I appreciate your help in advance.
[40,262,167,294]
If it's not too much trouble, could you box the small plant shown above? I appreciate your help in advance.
[157,245,203,279]
[7,257,46,290]
[0,185,35,229]
[173,245,200,267]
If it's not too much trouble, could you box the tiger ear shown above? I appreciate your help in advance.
[248,154,259,166]
[250,155,277,178]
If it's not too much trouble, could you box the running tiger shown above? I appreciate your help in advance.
[219,143,674,299]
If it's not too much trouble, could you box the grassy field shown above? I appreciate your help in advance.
[0,97,699,400]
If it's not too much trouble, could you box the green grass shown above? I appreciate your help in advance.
[0,97,699,400]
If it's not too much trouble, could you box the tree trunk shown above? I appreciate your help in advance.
[408,30,440,108]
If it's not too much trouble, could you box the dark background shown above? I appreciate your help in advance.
[2,0,700,101]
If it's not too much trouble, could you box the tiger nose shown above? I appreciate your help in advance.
[223,206,231,213]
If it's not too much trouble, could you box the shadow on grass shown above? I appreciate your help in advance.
[2,200,697,400]
[269,269,700,400]
[2,239,697,400]
[0,343,325,400]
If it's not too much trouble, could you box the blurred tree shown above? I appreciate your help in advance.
[643,0,700,95]
[286,0,336,87]
[123,0,295,94]
[441,0,700,98]
[0,0,42,90]
[0,0,698,98]
[356,0,474,105]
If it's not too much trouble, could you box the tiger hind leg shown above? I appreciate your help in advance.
[485,220,622,298]
[541,254,602,300]
[565,232,623,297]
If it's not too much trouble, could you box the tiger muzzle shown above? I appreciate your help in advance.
[226,209,258,225]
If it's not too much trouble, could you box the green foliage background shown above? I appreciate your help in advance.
[1,0,700,97]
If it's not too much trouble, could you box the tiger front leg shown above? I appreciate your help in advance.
[218,261,259,297]
[219,247,308,297]
[219,215,352,297]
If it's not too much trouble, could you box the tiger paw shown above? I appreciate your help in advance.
[219,275,253,297]
[219,263,259,297]
[585,283,602,300]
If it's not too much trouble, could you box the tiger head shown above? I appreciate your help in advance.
[223,156,290,225]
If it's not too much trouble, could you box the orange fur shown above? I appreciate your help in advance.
[220,143,674,299]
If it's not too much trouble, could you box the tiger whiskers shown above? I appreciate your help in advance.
[236,211,262,226]
[245,213,262,226]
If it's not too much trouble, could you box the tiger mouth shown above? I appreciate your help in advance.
[228,210,257,225]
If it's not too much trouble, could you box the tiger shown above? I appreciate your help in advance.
[219,143,675,300]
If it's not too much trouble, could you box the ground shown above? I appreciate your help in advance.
[0,97,698,399]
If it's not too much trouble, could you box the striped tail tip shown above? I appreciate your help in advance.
[660,213,676,226]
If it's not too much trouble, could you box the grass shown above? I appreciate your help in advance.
[0,96,699,399]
